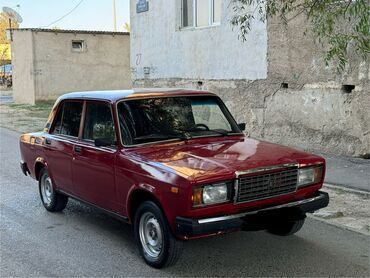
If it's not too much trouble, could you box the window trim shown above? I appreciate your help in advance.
[79,100,117,147]
[181,0,221,30]
[115,94,243,148]
[211,0,221,25]
[49,99,84,139]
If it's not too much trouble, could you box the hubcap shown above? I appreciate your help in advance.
[41,174,53,205]
[139,212,163,258]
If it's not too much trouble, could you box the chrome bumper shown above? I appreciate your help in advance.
[176,191,329,237]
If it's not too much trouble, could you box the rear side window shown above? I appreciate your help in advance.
[83,102,115,142]
[52,101,83,137]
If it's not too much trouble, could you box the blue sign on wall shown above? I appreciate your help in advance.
[137,0,149,13]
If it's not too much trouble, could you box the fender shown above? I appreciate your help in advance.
[126,183,166,223]
[33,157,48,180]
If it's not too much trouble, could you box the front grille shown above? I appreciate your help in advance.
[236,168,298,203]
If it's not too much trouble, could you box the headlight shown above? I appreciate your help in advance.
[192,182,231,207]
[298,166,323,187]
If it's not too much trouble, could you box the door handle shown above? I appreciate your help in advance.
[74,146,82,154]
[45,138,51,145]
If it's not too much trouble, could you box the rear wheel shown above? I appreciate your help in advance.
[267,218,305,236]
[39,168,68,212]
[134,201,183,268]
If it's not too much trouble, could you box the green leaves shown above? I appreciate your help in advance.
[230,0,370,72]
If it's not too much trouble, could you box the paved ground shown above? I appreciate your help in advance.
[0,127,369,277]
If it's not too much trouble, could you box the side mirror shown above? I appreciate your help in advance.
[94,137,113,147]
[238,123,246,131]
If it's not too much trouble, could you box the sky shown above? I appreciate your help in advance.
[1,0,130,31]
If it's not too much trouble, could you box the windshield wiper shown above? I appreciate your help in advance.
[168,130,192,140]
[134,131,191,142]
[207,129,229,136]
[184,127,232,136]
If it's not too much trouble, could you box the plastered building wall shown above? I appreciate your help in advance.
[12,29,132,104]
[130,0,268,80]
[11,30,36,104]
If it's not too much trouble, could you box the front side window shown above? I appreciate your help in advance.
[82,102,115,142]
[117,96,241,146]
[52,101,83,137]
[182,0,221,28]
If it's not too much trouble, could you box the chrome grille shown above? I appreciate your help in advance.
[236,169,298,203]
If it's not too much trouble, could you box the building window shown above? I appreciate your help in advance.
[212,0,221,23]
[72,40,84,52]
[182,0,221,28]
[182,0,194,27]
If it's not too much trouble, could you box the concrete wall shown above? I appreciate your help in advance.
[132,1,370,157]
[133,78,369,157]
[12,29,131,104]
[130,0,267,80]
[11,30,36,104]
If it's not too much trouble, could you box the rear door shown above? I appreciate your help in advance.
[44,100,83,194]
[71,101,120,212]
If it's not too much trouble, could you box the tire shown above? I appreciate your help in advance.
[38,168,68,212]
[134,201,183,268]
[267,218,305,236]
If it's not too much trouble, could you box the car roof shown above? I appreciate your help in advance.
[57,88,216,102]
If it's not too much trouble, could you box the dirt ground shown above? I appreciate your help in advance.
[0,101,53,133]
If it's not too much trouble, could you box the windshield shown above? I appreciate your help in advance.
[117,95,242,146]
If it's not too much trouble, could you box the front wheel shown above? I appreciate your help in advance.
[267,218,305,236]
[39,168,68,212]
[134,201,183,268]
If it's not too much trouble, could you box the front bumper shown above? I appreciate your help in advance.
[20,161,29,176]
[175,191,329,237]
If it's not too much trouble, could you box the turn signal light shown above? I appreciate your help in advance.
[192,188,203,206]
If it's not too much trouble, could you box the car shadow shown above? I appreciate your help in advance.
[54,199,356,277]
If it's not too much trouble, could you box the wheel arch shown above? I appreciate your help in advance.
[127,188,165,224]
[34,157,47,181]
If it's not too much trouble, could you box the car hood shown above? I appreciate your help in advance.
[126,136,324,182]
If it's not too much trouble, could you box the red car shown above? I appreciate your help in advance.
[19,89,329,268]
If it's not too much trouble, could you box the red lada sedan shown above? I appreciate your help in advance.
[19,89,329,268]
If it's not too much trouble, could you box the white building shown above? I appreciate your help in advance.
[131,0,267,80]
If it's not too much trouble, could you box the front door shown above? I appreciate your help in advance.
[72,101,120,212]
[44,100,83,194]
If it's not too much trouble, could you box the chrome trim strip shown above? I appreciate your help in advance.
[233,178,239,204]
[235,163,299,177]
[197,194,325,224]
